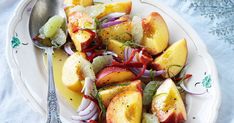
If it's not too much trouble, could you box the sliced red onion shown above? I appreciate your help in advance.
[124,47,132,62]
[77,98,91,112]
[73,109,96,121]
[78,101,96,115]
[78,108,97,120]
[180,82,207,95]
[73,102,99,121]
[79,78,95,112]
[89,112,98,120]
[64,42,75,55]
[101,20,126,28]
[100,12,126,22]
[142,69,165,78]
[74,77,99,122]
[124,47,139,62]
[131,68,164,78]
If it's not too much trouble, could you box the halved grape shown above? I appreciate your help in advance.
[142,113,159,123]
[92,55,113,73]
[43,15,64,38]
[51,29,66,48]
[131,16,143,44]
[85,4,105,17]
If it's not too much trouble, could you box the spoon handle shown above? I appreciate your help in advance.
[45,47,62,123]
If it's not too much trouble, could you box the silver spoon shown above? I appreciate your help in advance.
[29,0,67,122]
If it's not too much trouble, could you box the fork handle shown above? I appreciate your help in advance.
[45,47,61,123]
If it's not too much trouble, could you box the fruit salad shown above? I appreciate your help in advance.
[34,0,207,123]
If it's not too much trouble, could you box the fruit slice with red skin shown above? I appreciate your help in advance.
[96,66,136,87]
[151,79,187,123]
[141,12,169,55]
[97,1,132,19]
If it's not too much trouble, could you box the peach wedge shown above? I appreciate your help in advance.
[154,39,188,78]
[106,90,142,123]
[151,79,187,123]
[142,12,169,55]
[96,66,136,87]
[99,80,142,107]
[62,52,86,92]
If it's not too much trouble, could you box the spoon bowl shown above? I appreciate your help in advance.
[29,0,66,44]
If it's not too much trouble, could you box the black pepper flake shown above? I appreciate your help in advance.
[59,59,62,61]
[70,98,73,101]
[193,117,196,119]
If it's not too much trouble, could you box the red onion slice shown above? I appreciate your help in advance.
[64,42,75,55]
[124,47,165,78]
[90,112,98,120]
[74,77,99,121]
[78,101,96,116]
[101,20,126,28]
[180,82,207,95]
[131,68,164,78]
[77,98,91,112]
[124,47,138,62]
[100,12,126,22]
[142,69,165,78]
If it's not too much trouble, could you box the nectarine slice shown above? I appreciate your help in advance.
[154,39,188,78]
[99,80,142,107]
[142,12,169,55]
[151,79,187,123]
[96,66,136,87]
[97,1,132,19]
[62,52,86,92]
[107,39,127,60]
[106,91,142,123]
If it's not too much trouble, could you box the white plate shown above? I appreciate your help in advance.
[7,0,221,122]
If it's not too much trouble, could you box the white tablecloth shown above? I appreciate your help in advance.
[1,0,234,123]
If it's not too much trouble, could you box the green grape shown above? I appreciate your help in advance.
[142,113,159,123]
[51,29,66,48]
[43,15,64,38]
